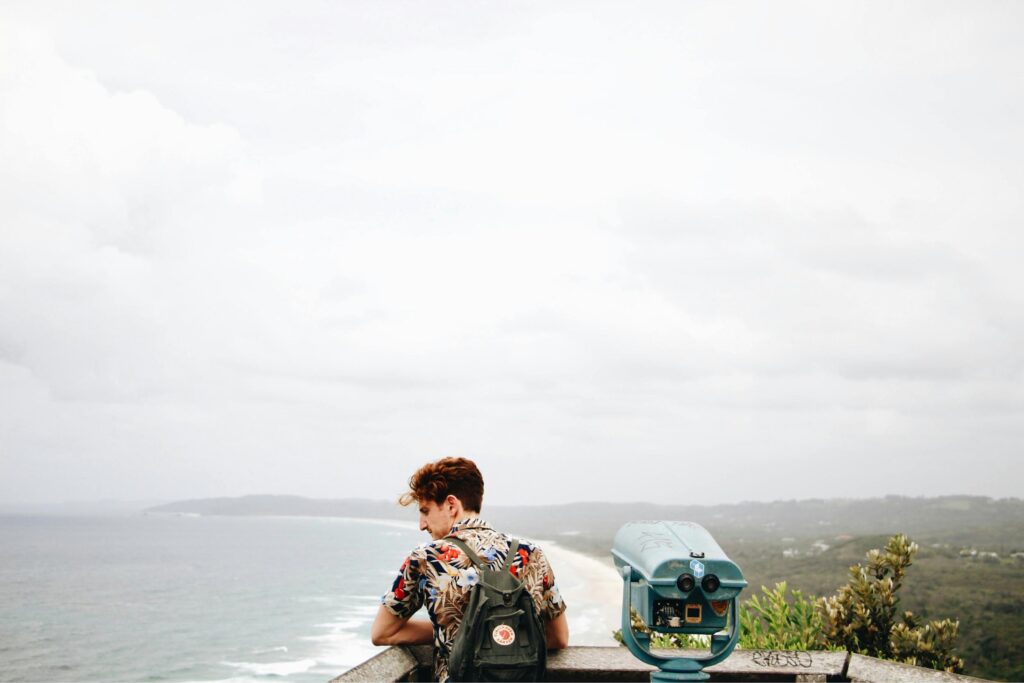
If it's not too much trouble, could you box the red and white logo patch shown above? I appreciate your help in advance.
[492,624,516,646]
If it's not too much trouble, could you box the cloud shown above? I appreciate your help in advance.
[0,26,259,402]
[1,5,1022,505]
[617,198,1024,390]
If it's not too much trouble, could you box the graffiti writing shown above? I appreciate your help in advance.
[637,531,675,551]
[751,651,813,668]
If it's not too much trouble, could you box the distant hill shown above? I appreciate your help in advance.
[147,494,1024,550]
[148,495,410,520]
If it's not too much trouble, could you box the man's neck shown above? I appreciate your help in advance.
[449,512,480,529]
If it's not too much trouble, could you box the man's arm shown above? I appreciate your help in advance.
[544,611,569,649]
[370,605,434,646]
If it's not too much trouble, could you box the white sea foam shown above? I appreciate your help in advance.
[250,645,288,655]
[306,629,385,669]
[349,603,381,617]
[297,595,335,604]
[335,593,381,602]
[222,658,318,676]
[310,618,364,631]
[297,614,389,677]
[325,516,419,532]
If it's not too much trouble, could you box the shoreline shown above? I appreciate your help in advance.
[509,533,621,646]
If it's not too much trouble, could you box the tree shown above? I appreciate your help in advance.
[821,534,965,673]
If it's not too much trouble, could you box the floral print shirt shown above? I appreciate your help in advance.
[381,517,566,682]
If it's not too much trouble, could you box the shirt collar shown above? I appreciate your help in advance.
[448,517,491,535]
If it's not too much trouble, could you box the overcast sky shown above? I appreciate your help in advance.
[1,2,1022,507]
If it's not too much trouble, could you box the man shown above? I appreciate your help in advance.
[371,457,569,681]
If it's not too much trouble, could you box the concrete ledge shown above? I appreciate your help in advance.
[330,646,990,682]
[846,654,990,683]
[546,647,849,681]
[331,644,422,682]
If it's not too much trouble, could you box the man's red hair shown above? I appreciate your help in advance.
[399,457,484,512]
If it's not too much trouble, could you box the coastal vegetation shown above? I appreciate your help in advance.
[150,494,1024,680]
[821,534,963,672]
[492,496,1023,681]
[724,531,1024,680]
[614,535,964,673]
[740,582,831,651]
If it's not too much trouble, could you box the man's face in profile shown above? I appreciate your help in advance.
[418,499,453,540]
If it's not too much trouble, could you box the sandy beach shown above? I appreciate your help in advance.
[533,538,622,645]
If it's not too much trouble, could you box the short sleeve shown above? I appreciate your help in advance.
[523,544,566,621]
[381,548,426,619]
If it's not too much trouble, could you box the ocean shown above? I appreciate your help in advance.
[0,514,619,683]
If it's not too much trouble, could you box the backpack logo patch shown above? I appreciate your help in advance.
[492,624,516,646]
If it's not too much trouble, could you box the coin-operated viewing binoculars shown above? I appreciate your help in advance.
[612,521,747,682]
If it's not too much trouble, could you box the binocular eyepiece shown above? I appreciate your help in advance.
[675,573,721,594]
[676,573,696,592]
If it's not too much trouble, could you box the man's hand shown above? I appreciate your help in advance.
[370,605,433,646]
[544,611,569,649]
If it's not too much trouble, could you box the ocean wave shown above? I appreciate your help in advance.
[222,658,318,676]
[311,618,364,631]
[321,516,419,531]
[301,629,384,669]
[296,595,336,604]
[334,594,381,602]
[348,603,381,617]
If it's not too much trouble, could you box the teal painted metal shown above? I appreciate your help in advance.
[612,521,748,682]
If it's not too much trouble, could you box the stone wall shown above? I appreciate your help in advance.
[331,646,992,682]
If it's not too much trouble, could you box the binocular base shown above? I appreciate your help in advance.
[650,669,710,682]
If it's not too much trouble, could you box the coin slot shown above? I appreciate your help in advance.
[685,603,702,623]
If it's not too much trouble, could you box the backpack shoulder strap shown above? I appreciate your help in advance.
[445,536,485,568]
[501,538,521,574]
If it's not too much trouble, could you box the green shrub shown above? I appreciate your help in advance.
[821,533,965,673]
[740,582,835,651]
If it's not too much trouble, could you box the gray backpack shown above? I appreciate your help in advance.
[445,537,547,682]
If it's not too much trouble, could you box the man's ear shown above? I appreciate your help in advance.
[445,494,461,514]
